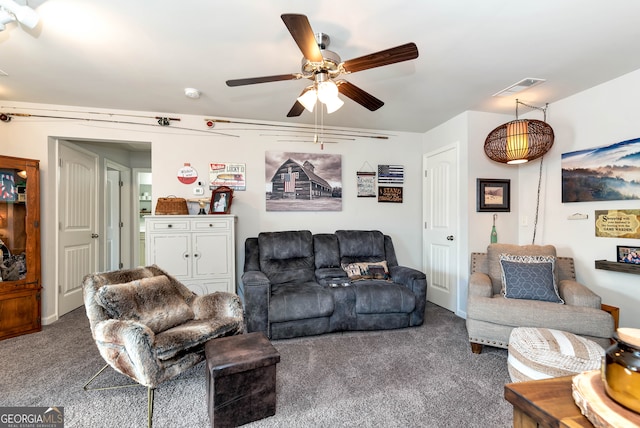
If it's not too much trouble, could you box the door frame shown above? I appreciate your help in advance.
[52,138,146,320]
[105,159,132,270]
[133,168,151,267]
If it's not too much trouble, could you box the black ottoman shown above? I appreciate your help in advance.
[205,332,280,427]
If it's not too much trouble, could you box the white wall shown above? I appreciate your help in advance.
[518,69,640,329]
[423,90,640,331]
[5,63,640,330]
[0,101,424,324]
[422,110,519,316]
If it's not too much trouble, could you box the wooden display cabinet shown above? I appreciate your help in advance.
[0,155,41,340]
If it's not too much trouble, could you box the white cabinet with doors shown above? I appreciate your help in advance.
[144,215,236,295]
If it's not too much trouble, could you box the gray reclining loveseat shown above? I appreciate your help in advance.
[239,230,427,339]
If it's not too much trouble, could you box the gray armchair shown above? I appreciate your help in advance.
[466,244,614,353]
[82,265,244,427]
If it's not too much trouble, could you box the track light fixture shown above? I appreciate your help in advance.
[0,0,39,31]
[484,99,554,164]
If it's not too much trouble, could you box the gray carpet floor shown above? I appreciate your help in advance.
[0,302,512,427]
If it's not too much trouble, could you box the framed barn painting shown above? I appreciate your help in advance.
[562,137,640,202]
[265,151,342,212]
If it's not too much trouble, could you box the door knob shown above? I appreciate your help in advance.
[446,235,454,241]
[91,233,99,239]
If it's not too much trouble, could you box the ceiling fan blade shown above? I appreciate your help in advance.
[337,81,384,111]
[226,74,301,87]
[342,42,419,73]
[287,101,305,117]
[281,14,323,63]
[287,87,313,117]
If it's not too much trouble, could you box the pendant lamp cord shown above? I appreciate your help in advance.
[516,99,549,121]
[532,156,544,244]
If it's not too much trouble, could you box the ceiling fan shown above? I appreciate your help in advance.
[225,13,419,117]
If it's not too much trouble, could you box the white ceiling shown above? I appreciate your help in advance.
[2,0,640,133]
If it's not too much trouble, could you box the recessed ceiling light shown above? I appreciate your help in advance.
[184,88,201,99]
[493,78,546,97]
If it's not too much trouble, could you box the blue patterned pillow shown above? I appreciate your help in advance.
[499,254,564,304]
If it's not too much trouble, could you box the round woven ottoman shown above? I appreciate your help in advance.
[507,327,605,382]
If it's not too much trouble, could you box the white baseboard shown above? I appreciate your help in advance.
[41,313,58,326]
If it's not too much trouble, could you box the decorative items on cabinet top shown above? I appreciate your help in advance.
[152,186,234,216]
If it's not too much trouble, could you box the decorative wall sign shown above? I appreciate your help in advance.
[177,163,198,184]
[562,137,640,202]
[595,209,640,238]
[476,178,510,212]
[357,172,376,197]
[265,151,342,212]
[209,163,246,190]
[378,186,403,203]
[377,165,404,184]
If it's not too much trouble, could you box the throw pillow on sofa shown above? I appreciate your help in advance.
[499,254,564,304]
[341,260,390,280]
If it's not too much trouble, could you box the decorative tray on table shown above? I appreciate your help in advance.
[572,370,640,428]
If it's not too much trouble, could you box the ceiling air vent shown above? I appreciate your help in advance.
[493,78,545,97]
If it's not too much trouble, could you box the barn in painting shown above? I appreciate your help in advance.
[270,158,333,199]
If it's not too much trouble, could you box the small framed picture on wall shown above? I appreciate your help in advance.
[617,246,640,264]
[476,178,510,212]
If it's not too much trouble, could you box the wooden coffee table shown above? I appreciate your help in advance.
[504,376,593,427]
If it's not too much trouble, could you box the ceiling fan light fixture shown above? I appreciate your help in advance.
[0,9,12,22]
[13,4,38,28]
[0,0,39,30]
[324,96,344,114]
[316,80,338,104]
[297,88,317,112]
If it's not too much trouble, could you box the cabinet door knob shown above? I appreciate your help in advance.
[91,233,99,239]
[168,224,173,228]
[446,235,454,241]
[193,253,200,258]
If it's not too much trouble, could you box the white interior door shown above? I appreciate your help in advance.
[58,143,99,315]
[423,145,459,312]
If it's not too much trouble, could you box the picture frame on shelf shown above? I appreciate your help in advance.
[209,186,234,214]
[617,245,640,264]
[477,178,510,212]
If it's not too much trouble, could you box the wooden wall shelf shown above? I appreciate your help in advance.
[595,260,640,275]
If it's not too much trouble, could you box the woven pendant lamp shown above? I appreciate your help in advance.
[484,100,554,164]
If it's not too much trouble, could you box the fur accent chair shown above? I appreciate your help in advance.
[82,264,244,427]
